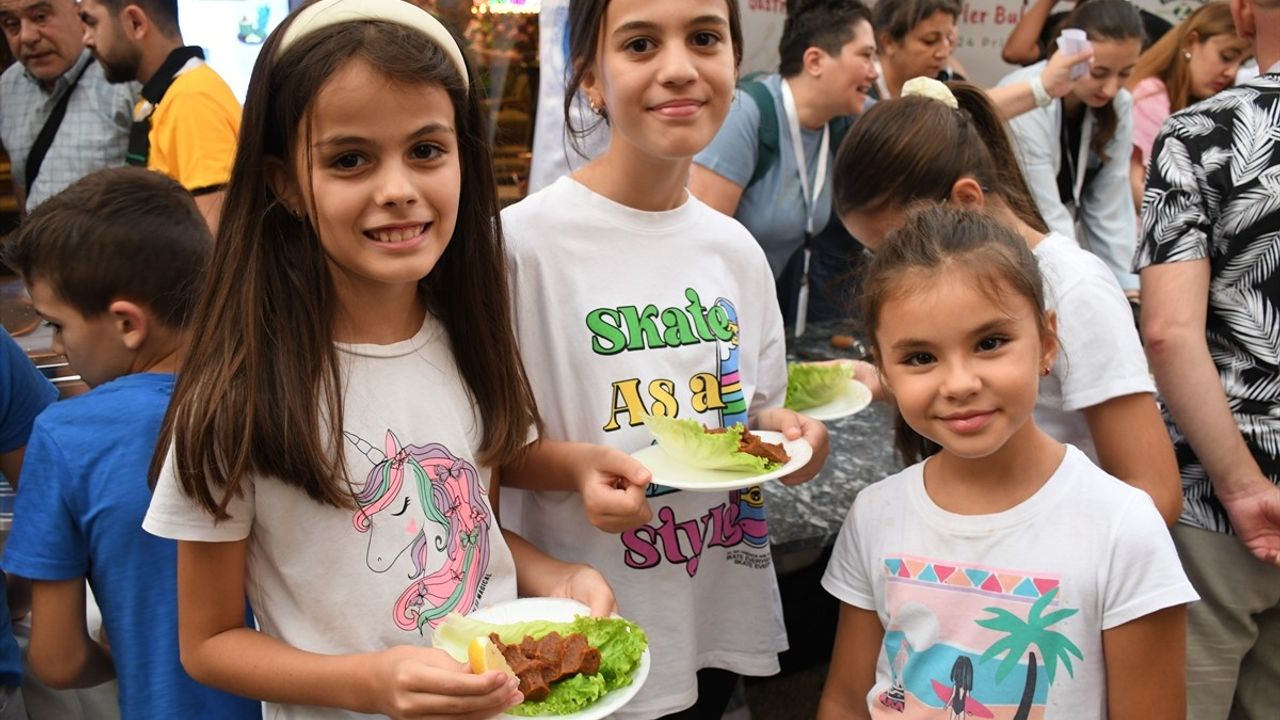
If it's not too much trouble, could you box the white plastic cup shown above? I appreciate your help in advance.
[1056,28,1091,80]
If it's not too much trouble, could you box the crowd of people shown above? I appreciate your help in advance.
[0,0,1274,718]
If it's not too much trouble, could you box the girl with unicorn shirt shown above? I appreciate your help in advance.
[143,1,643,718]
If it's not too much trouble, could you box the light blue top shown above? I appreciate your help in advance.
[999,61,1139,291]
[694,73,834,279]
[2,373,259,719]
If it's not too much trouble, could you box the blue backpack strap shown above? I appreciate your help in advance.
[739,80,779,190]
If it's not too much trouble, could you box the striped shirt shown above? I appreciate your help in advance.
[0,50,137,212]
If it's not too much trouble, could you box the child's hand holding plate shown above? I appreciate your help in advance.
[629,415,813,492]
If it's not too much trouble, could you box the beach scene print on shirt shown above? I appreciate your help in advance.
[875,556,1083,719]
[346,431,494,633]
[586,289,772,576]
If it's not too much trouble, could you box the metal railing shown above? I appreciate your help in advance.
[35,359,82,387]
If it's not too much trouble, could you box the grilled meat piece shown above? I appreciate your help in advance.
[738,428,788,464]
[490,631,602,703]
[703,425,789,464]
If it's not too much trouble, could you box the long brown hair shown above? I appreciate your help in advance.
[832,81,1048,234]
[1129,1,1247,113]
[152,14,540,518]
[561,0,744,155]
[1064,0,1144,163]
[861,206,1052,465]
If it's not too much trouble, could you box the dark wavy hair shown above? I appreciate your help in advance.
[152,11,540,518]
[779,0,874,77]
[861,206,1052,464]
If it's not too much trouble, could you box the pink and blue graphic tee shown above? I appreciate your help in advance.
[823,446,1198,719]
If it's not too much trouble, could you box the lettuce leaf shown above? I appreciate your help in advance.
[512,673,607,715]
[433,613,648,716]
[641,415,777,473]
[785,361,851,411]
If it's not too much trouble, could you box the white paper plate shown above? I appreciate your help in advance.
[800,378,873,421]
[468,597,650,720]
[630,430,814,492]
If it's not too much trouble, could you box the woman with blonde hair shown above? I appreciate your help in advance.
[1128,1,1251,206]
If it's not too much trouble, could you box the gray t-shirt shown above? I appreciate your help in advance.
[694,73,833,279]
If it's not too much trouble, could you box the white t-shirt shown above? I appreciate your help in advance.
[501,176,790,718]
[144,317,519,720]
[1033,232,1155,460]
[822,446,1197,719]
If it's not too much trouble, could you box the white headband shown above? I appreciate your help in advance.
[276,0,469,91]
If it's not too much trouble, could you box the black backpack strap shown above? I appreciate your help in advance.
[24,59,91,193]
[126,45,205,167]
[739,80,779,190]
[828,115,853,152]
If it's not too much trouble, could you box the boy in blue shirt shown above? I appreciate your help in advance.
[0,328,58,718]
[0,167,259,719]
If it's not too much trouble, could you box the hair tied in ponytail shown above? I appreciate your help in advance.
[901,76,958,109]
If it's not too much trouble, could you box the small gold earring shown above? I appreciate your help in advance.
[1041,366,1052,377]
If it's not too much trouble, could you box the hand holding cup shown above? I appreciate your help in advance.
[1056,28,1092,80]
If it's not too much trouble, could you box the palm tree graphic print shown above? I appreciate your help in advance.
[977,588,1083,720]
[876,556,1085,718]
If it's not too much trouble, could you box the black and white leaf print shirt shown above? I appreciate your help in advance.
[1134,69,1280,534]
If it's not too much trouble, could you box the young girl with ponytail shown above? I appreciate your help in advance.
[831,78,1180,525]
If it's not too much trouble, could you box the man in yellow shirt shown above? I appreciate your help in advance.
[78,0,240,232]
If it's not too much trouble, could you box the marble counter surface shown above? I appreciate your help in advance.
[764,320,901,563]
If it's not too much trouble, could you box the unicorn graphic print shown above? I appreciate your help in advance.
[346,430,493,634]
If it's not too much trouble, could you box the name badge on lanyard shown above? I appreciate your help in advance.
[780,79,829,338]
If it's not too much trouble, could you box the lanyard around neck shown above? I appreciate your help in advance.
[780,78,829,236]
[1060,104,1093,205]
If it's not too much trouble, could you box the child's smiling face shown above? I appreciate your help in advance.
[875,268,1056,461]
[581,0,737,161]
[277,58,461,307]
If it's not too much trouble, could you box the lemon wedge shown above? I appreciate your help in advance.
[468,635,515,677]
